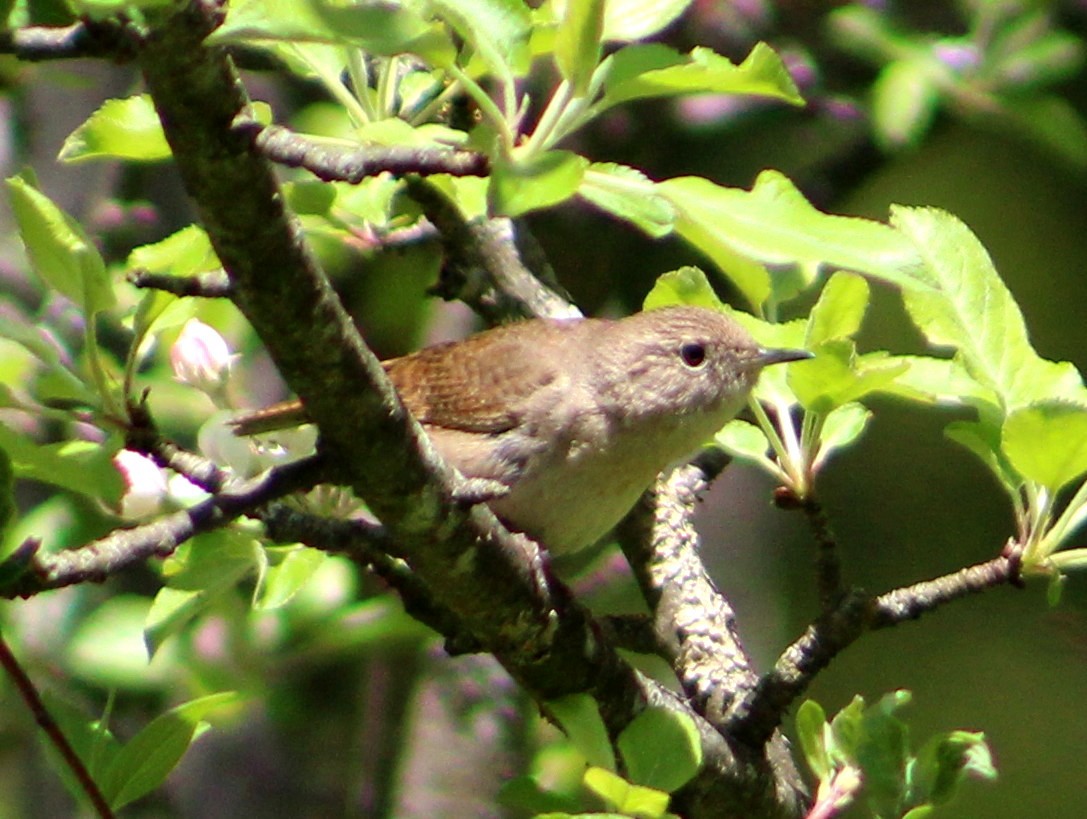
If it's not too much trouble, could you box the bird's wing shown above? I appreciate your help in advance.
[384,322,570,434]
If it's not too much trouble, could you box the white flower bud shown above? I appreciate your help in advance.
[114,449,168,519]
[170,319,233,398]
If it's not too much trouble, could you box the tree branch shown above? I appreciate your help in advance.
[730,549,1022,747]
[127,268,233,299]
[0,455,324,597]
[0,20,135,62]
[616,450,759,725]
[247,122,489,181]
[404,178,580,322]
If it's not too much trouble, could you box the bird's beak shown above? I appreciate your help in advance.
[755,347,814,368]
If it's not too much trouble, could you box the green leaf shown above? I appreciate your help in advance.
[128,224,220,277]
[909,730,995,808]
[715,419,773,468]
[889,207,1087,411]
[945,420,1018,495]
[871,59,939,150]
[795,700,830,781]
[145,531,261,655]
[547,694,615,771]
[600,43,803,112]
[602,0,693,43]
[1002,402,1087,491]
[59,95,171,163]
[643,266,725,312]
[488,149,587,216]
[617,708,701,793]
[814,403,872,471]
[210,0,455,64]
[583,767,670,818]
[788,340,908,414]
[857,692,911,817]
[806,271,870,346]
[578,162,675,238]
[554,0,603,95]
[658,171,921,312]
[430,0,532,76]
[828,695,866,759]
[254,546,326,610]
[0,424,122,498]
[102,692,241,810]
[6,172,115,314]
[875,355,996,409]
[286,179,338,216]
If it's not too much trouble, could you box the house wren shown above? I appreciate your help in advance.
[233,306,809,554]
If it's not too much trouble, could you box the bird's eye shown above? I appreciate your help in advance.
[679,342,706,368]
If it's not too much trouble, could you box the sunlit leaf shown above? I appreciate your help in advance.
[659,171,921,312]
[554,0,604,95]
[578,162,675,238]
[7,172,115,314]
[583,766,670,816]
[1003,401,1087,491]
[600,43,803,112]
[806,271,870,345]
[890,207,1087,411]
[489,149,587,216]
[602,0,693,42]
[618,708,701,793]
[59,95,171,163]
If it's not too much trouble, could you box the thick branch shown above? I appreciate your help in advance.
[616,451,759,724]
[616,451,807,815]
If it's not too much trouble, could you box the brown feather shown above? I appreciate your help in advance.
[383,320,570,433]
[232,318,581,437]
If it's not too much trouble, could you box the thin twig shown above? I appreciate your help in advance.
[0,631,115,818]
[1,456,324,597]
[258,505,483,654]
[244,122,489,181]
[0,21,135,62]
[731,550,1022,746]
[127,268,233,299]
[801,496,845,612]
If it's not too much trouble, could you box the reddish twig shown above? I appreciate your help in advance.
[0,631,115,817]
